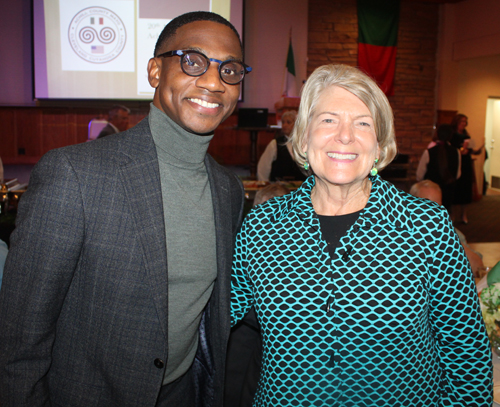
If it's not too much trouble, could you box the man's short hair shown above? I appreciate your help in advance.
[153,11,242,57]
[436,124,454,143]
[409,180,441,198]
[109,105,130,120]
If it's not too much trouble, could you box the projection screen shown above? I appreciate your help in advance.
[33,0,244,100]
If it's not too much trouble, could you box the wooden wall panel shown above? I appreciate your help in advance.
[16,109,41,158]
[41,110,73,153]
[2,106,276,174]
[0,110,17,159]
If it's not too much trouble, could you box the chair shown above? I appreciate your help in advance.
[88,119,109,141]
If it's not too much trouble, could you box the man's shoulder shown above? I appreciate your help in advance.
[49,118,152,160]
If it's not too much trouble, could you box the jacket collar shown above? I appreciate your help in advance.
[275,175,414,231]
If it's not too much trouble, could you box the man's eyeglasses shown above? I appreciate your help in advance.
[156,49,252,85]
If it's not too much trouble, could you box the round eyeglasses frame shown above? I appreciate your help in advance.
[156,49,252,85]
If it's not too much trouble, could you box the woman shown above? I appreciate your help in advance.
[231,64,492,406]
[450,113,483,224]
[257,110,307,182]
[416,123,461,213]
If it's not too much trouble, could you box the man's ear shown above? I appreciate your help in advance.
[147,57,161,88]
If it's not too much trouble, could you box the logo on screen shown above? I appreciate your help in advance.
[68,7,126,64]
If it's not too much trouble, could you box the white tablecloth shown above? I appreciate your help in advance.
[493,351,500,406]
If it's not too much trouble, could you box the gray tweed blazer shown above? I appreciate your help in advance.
[0,118,244,407]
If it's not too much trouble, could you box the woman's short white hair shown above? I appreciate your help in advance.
[290,64,397,173]
[281,110,297,121]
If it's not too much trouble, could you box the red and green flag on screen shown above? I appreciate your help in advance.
[357,0,400,96]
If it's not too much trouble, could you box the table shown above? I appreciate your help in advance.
[469,242,500,270]
[242,180,302,200]
[494,351,500,406]
[471,242,500,405]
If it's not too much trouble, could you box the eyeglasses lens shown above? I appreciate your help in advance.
[220,61,245,85]
[181,51,245,85]
[181,53,207,76]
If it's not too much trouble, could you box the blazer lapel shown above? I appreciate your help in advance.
[205,156,233,337]
[118,121,169,339]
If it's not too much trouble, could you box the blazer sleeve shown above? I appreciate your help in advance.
[231,217,255,327]
[0,148,85,406]
[427,211,492,405]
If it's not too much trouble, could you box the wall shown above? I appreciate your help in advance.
[0,0,307,168]
[241,0,308,110]
[437,0,500,190]
[0,0,33,105]
[0,107,149,165]
[0,0,309,112]
[308,0,440,177]
[4,0,499,184]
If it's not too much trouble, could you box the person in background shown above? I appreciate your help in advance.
[0,11,248,407]
[450,113,484,224]
[97,104,131,138]
[231,63,492,406]
[257,110,306,182]
[416,123,461,214]
[410,180,486,278]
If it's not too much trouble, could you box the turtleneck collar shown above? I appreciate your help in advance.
[149,103,214,166]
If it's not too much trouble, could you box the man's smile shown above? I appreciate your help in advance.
[188,98,221,109]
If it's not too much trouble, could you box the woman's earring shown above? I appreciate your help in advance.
[370,158,379,176]
[303,152,309,171]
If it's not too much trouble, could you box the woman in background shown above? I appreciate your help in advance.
[450,113,483,224]
[231,64,492,406]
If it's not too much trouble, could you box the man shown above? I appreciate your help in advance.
[97,104,131,138]
[0,11,249,407]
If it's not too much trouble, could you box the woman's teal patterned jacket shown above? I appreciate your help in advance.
[232,175,492,406]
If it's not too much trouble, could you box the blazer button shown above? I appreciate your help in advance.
[154,358,164,369]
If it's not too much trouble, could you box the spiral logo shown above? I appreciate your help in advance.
[79,27,97,43]
[99,27,116,44]
[68,7,126,64]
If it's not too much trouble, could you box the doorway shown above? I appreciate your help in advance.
[485,98,500,192]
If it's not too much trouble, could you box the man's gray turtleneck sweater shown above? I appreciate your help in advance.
[149,104,217,385]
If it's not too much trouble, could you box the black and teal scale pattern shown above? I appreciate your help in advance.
[231,175,492,406]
